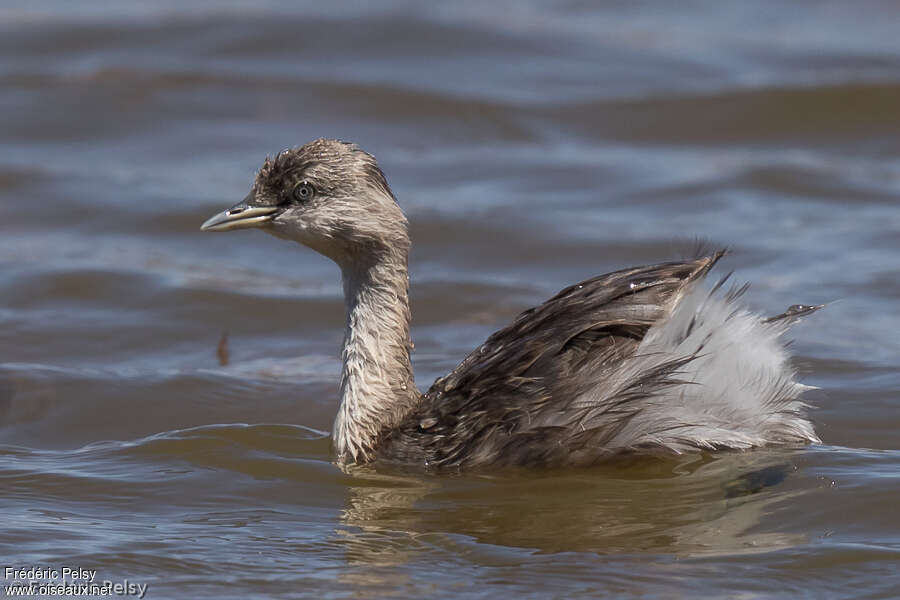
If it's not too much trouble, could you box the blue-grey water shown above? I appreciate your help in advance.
[1,2,899,598]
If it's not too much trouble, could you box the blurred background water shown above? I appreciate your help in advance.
[1,1,898,598]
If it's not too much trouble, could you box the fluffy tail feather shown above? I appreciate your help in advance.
[587,281,821,453]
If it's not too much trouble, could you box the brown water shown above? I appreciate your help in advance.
[2,2,899,598]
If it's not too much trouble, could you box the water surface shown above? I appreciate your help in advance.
[1,2,899,598]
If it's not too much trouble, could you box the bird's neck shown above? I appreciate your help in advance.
[333,244,419,463]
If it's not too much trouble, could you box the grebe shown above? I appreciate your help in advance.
[201,139,820,469]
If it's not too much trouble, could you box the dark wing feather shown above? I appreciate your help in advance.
[379,252,726,468]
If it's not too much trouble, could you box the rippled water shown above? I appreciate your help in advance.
[2,2,899,598]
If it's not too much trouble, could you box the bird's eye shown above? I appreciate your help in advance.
[292,182,315,202]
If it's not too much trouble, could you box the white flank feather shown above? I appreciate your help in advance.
[583,283,820,453]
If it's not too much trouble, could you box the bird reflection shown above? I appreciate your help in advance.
[334,449,811,574]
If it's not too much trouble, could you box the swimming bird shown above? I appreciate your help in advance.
[201,139,821,469]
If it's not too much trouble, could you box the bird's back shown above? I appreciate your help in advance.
[378,251,819,469]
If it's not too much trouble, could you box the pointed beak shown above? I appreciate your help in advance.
[201,195,279,232]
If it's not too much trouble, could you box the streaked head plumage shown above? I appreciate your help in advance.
[201,138,407,266]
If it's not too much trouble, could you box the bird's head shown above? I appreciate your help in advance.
[201,139,408,267]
